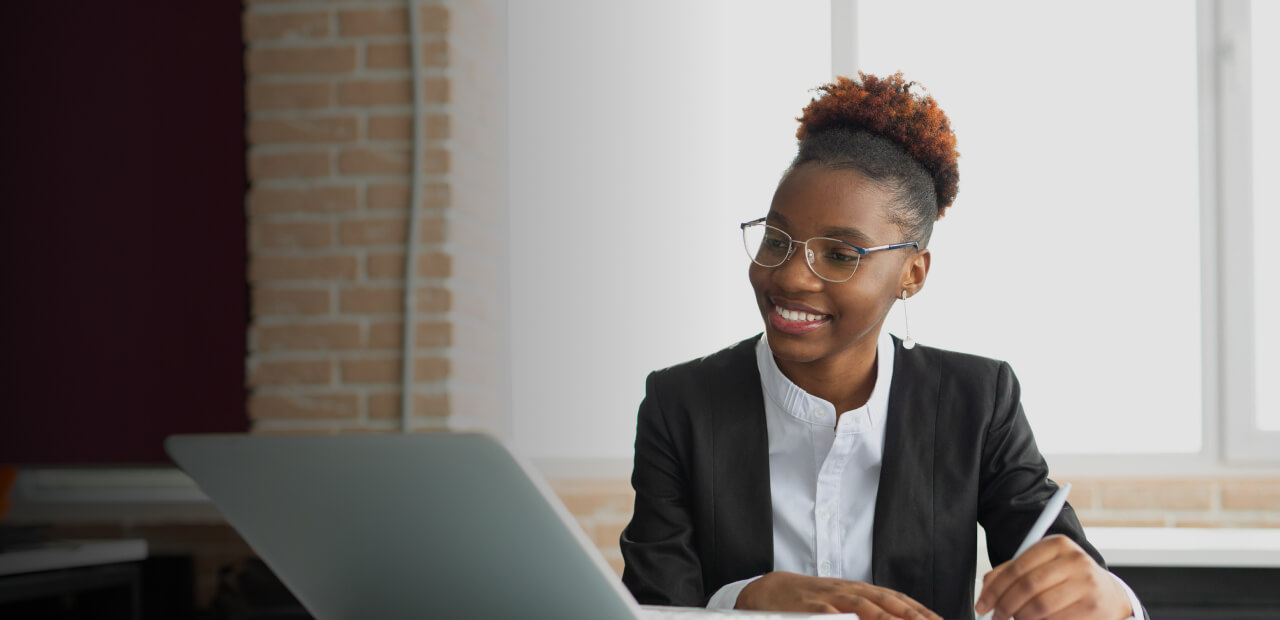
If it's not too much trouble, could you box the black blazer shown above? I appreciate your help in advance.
[620,334,1107,619]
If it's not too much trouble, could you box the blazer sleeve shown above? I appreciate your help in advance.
[976,361,1105,568]
[619,371,706,606]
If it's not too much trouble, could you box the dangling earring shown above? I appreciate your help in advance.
[901,291,916,350]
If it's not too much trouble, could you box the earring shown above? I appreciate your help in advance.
[901,291,916,350]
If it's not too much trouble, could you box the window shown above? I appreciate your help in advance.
[856,0,1202,454]
[1251,0,1279,432]
[1218,0,1280,460]
[851,0,1279,463]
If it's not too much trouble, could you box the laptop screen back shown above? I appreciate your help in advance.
[166,433,638,620]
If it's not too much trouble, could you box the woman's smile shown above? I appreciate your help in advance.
[768,297,832,335]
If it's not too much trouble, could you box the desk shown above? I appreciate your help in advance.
[1089,528,1280,620]
[0,539,148,620]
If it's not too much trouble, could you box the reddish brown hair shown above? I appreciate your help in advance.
[797,72,959,217]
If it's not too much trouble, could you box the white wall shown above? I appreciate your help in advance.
[508,1,831,460]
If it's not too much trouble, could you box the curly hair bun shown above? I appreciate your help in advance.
[797,72,959,215]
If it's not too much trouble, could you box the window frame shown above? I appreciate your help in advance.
[1212,0,1280,462]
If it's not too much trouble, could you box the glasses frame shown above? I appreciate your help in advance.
[739,217,920,283]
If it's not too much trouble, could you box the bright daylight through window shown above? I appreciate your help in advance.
[857,1,1202,454]
[1254,0,1279,431]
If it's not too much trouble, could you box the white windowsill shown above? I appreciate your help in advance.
[1088,527,1280,568]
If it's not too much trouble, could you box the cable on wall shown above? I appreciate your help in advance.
[400,0,428,433]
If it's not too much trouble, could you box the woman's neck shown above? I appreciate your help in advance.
[773,334,880,415]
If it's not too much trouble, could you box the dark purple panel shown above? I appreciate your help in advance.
[0,0,248,464]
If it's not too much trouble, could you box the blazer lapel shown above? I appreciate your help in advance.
[709,335,774,584]
[872,336,940,608]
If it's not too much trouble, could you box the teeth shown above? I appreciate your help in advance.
[775,305,825,323]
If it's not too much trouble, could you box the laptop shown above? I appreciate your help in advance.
[166,433,853,619]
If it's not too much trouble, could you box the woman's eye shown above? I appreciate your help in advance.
[824,250,859,264]
[764,237,789,249]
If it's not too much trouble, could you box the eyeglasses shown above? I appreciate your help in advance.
[740,217,920,283]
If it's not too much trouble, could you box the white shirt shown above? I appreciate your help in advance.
[706,330,1144,619]
[759,328,894,582]
[707,330,893,608]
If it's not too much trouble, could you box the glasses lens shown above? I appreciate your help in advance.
[806,238,861,282]
[743,223,790,267]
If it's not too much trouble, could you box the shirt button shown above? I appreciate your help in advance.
[812,408,826,419]
[816,508,830,521]
[819,561,832,575]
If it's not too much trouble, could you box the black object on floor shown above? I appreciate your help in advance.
[1111,565,1280,619]
[208,558,312,620]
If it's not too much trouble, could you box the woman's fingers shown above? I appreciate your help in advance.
[977,535,1068,613]
[885,586,943,620]
[987,555,1073,620]
[856,586,940,620]
[825,590,908,618]
[738,571,941,619]
[826,581,941,620]
[997,578,1077,620]
[977,535,1132,620]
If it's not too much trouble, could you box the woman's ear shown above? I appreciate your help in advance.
[899,248,931,297]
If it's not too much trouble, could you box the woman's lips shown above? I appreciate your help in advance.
[768,303,830,335]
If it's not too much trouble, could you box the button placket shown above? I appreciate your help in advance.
[815,419,847,579]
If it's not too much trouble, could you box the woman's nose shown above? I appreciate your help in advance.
[773,242,824,291]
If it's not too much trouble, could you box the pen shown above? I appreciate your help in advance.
[975,483,1074,620]
[1012,482,1072,559]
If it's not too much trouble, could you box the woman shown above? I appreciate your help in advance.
[620,73,1142,620]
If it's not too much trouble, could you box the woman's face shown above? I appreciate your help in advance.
[749,162,928,368]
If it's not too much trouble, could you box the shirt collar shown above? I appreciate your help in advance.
[755,329,895,434]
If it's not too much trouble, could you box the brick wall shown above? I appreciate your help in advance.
[552,480,636,577]
[244,0,455,433]
[1066,477,1280,528]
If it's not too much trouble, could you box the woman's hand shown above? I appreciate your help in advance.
[737,571,942,618]
[976,535,1133,620]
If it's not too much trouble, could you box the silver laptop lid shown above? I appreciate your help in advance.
[166,432,640,620]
